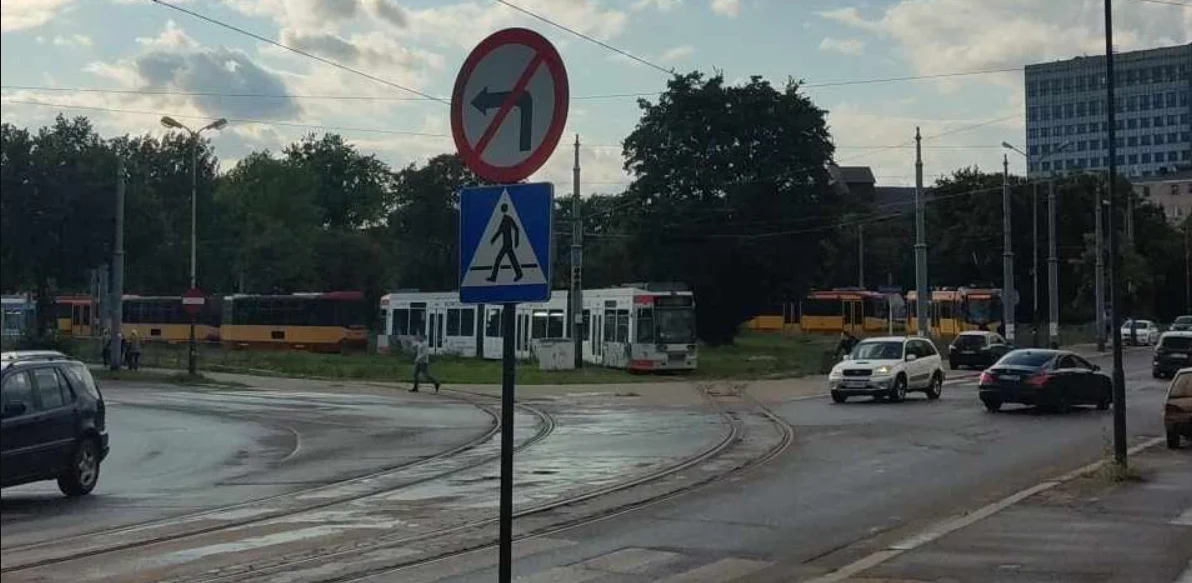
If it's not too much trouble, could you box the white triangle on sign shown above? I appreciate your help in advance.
[462,189,548,288]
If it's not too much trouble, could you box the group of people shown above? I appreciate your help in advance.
[101,329,143,370]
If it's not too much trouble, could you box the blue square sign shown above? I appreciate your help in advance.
[458,182,553,304]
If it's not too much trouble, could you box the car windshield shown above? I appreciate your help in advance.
[1175,316,1192,325]
[997,351,1054,368]
[1123,320,1152,329]
[1160,336,1192,350]
[1172,374,1192,398]
[851,341,903,360]
[953,335,985,349]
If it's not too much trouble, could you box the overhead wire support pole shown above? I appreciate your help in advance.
[572,135,583,368]
[110,158,125,371]
[914,127,929,338]
[1002,154,1015,344]
[1104,0,1128,468]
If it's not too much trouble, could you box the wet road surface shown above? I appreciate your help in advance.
[414,350,1173,582]
[1,385,495,546]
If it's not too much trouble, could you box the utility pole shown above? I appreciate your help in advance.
[1185,221,1191,313]
[1095,183,1106,352]
[110,158,125,371]
[1104,0,1127,469]
[1032,180,1040,347]
[571,134,583,368]
[1002,154,1016,344]
[1047,177,1060,348]
[1125,188,1134,246]
[858,223,865,289]
[914,127,929,338]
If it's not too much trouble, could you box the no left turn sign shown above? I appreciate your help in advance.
[450,28,569,183]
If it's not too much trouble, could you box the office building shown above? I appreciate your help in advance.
[1133,170,1192,224]
[1024,44,1192,179]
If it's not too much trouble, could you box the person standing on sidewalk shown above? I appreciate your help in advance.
[409,333,440,393]
[127,330,142,371]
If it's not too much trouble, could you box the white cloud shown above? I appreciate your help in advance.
[660,44,694,61]
[1,0,74,31]
[818,1,1192,77]
[135,20,199,50]
[365,0,408,28]
[633,0,682,11]
[818,37,864,56]
[52,34,92,47]
[710,0,740,18]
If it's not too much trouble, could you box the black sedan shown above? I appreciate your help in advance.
[978,349,1111,413]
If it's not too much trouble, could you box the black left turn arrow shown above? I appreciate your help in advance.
[472,87,534,152]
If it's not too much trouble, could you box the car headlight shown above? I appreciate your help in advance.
[829,368,842,379]
[874,365,892,376]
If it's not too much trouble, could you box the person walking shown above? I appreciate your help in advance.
[127,330,142,371]
[836,330,859,360]
[409,333,440,393]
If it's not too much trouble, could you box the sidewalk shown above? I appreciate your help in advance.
[841,445,1192,583]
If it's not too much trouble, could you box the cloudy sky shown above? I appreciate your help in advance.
[2,0,1190,192]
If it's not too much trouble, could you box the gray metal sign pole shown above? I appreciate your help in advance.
[499,302,516,583]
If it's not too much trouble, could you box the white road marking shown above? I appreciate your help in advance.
[653,557,773,582]
[1171,507,1192,527]
[582,548,680,574]
[800,435,1167,583]
[1176,558,1192,583]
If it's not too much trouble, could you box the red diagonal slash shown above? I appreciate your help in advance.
[474,52,545,156]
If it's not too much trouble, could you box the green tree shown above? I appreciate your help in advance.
[621,73,840,344]
[286,133,392,229]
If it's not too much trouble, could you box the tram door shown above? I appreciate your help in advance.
[843,299,864,335]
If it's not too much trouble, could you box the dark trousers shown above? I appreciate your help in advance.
[128,351,141,371]
[412,362,439,391]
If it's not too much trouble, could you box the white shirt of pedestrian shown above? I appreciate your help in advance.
[415,341,430,364]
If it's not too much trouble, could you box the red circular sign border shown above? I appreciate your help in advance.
[450,28,569,184]
[182,287,204,315]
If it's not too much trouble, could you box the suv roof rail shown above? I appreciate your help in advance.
[0,350,72,364]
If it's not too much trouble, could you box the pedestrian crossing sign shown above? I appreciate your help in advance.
[459,182,553,304]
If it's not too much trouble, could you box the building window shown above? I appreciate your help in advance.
[1169,152,1179,162]
[1041,161,1051,171]
[1154,116,1164,127]
[1029,145,1039,155]
[1028,128,1038,139]
[1028,106,1038,121]
[1128,154,1138,164]
[1168,115,1177,125]
[1077,140,1087,151]
[1184,151,1190,161]
[1140,135,1151,146]
[1027,81,1037,97]
[1128,136,1138,147]
[1076,123,1086,134]
[1076,102,1086,116]
[1127,95,1137,111]
[1116,154,1125,164]
[1064,103,1074,118]
[1127,118,1137,129]
[1040,127,1050,138]
[1053,105,1062,118]
[1167,92,1177,107]
[1155,134,1165,145]
[1042,143,1052,155]
[1066,125,1074,136]
[1028,162,1038,173]
[1141,153,1152,164]
[1141,117,1150,129]
[1152,94,1163,109]
[1102,156,1109,166]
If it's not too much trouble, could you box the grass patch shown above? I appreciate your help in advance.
[91,368,246,388]
[57,332,840,385]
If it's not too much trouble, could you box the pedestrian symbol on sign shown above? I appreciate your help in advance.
[461,188,547,290]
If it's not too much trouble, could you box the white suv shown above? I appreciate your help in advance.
[1121,320,1160,346]
[829,336,946,403]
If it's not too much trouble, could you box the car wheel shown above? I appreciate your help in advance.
[982,398,1002,412]
[831,391,847,404]
[925,373,943,400]
[58,438,100,497]
[1168,429,1182,449]
[1051,391,1071,414]
[1153,369,1162,379]
[888,376,907,403]
[1096,391,1110,411]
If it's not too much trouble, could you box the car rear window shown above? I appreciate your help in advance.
[1172,374,1192,398]
[1160,336,1192,351]
[997,351,1054,368]
[1176,316,1192,325]
[62,363,101,400]
[953,335,985,349]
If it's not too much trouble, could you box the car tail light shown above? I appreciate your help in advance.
[979,371,994,385]
[1026,372,1050,387]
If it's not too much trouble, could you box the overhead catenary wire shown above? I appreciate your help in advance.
[1,99,450,137]
[148,0,448,104]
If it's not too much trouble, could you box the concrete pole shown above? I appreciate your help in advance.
[571,135,583,368]
[914,127,929,338]
[110,158,125,371]
[1002,154,1016,344]
[858,223,865,289]
[187,135,198,376]
[1048,177,1059,347]
[1032,180,1040,347]
[1186,222,1191,313]
[1095,183,1106,352]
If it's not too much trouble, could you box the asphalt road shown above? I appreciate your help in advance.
[428,349,1172,583]
[0,385,494,546]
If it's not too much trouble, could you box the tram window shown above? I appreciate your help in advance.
[460,308,475,337]
[56,302,72,320]
[410,305,427,336]
[81,305,91,326]
[637,308,655,343]
[603,309,616,342]
[486,309,502,337]
[801,298,840,317]
[548,310,565,338]
[616,310,630,343]
[447,309,461,336]
[391,309,409,335]
[582,310,590,339]
[532,310,548,338]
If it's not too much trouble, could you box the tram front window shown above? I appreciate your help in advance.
[656,308,696,344]
[966,298,1002,327]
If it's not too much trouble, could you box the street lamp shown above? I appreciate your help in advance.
[1002,140,1072,348]
[160,116,227,375]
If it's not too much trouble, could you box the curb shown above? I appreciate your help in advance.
[801,435,1168,583]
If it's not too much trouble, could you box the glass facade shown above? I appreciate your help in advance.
[1023,44,1192,179]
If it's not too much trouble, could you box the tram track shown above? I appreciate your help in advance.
[154,383,794,583]
[0,390,556,576]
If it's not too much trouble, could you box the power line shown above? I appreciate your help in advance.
[1137,0,1191,6]
[1,99,450,137]
[492,0,674,76]
[149,0,448,104]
